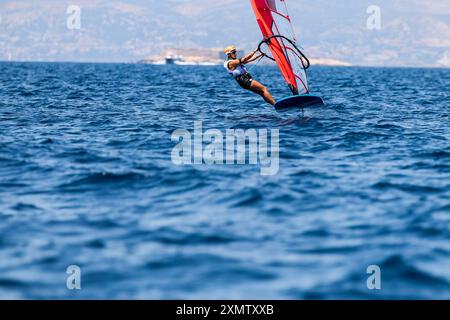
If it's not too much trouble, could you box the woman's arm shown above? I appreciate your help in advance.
[240,50,259,64]
[244,53,263,64]
[228,50,262,70]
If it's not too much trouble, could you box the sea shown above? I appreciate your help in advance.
[0,62,449,299]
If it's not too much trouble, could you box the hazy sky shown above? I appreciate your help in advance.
[0,0,449,66]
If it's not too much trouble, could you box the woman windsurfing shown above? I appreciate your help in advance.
[223,45,276,106]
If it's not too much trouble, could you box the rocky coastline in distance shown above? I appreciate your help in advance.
[138,48,352,66]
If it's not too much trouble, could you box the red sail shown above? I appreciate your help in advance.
[250,0,309,95]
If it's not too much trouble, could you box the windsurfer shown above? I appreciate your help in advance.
[223,46,276,106]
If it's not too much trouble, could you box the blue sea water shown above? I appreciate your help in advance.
[0,62,449,299]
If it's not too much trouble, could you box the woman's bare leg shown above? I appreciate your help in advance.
[249,80,276,106]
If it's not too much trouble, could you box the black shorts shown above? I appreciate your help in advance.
[234,73,253,90]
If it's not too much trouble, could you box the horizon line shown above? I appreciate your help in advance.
[0,60,449,70]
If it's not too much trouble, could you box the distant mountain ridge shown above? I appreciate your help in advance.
[0,0,448,67]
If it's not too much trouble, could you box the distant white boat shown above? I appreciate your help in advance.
[166,60,220,66]
[138,55,221,66]
[197,62,219,66]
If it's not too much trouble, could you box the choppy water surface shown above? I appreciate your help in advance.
[0,62,449,299]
